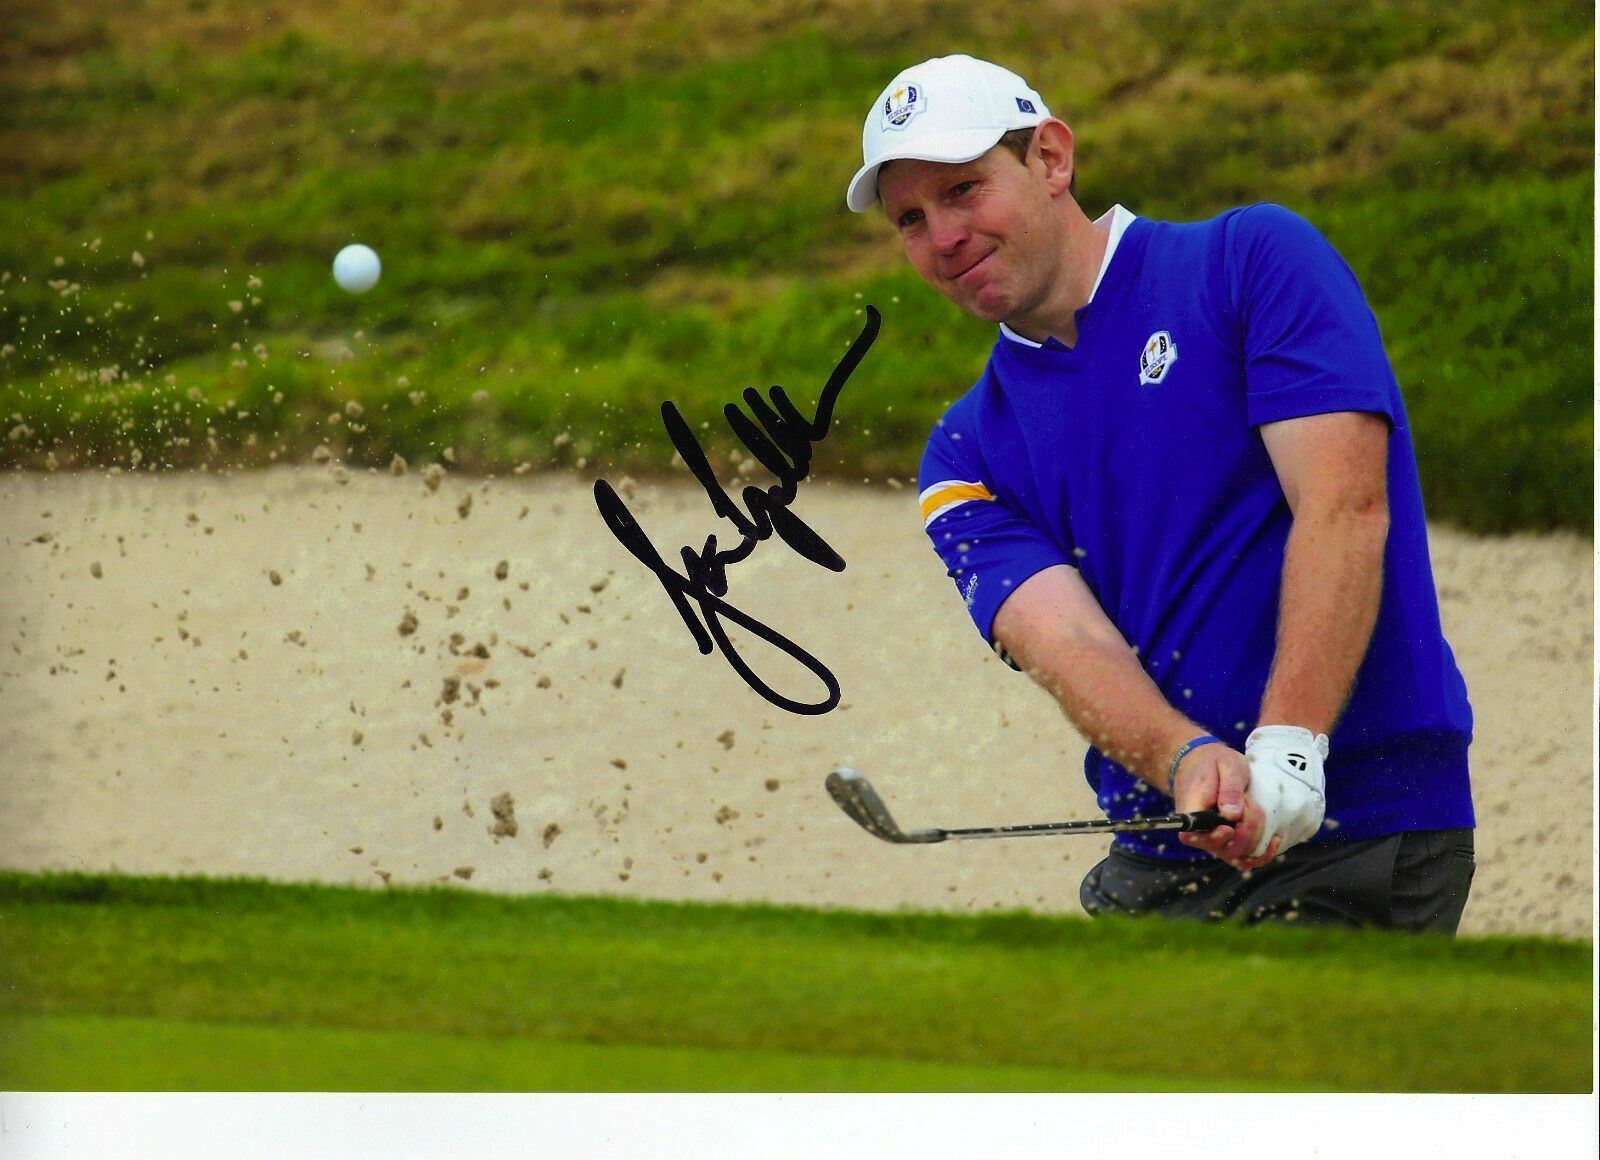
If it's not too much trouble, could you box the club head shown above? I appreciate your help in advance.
[825,768,945,844]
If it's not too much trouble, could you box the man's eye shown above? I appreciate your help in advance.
[897,209,924,229]
[951,181,976,197]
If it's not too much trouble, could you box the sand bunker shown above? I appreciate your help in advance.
[0,466,1590,938]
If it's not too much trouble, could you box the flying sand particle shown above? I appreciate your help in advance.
[489,792,518,838]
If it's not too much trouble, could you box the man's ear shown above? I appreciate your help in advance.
[1031,119,1076,198]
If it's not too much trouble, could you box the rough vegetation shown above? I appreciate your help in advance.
[0,0,1591,531]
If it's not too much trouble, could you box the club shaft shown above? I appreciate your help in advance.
[938,810,1224,841]
[824,770,1227,846]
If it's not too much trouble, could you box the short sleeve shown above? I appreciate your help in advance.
[919,418,1070,648]
[1228,204,1400,429]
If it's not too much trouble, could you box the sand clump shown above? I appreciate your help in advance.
[489,792,518,839]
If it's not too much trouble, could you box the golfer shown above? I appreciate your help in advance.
[847,55,1475,932]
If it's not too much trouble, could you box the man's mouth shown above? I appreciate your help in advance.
[949,251,994,284]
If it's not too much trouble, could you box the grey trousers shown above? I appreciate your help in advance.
[1080,829,1476,934]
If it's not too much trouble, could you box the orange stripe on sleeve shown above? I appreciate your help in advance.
[919,480,994,525]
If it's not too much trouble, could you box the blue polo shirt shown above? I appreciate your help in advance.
[917,203,1474,857]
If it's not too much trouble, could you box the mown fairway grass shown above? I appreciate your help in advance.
[3,1014,1283,1093]
[1,0,1591,532]
[0,873,1590,1092]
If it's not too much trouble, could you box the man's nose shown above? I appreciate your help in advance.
[925,207,968,254]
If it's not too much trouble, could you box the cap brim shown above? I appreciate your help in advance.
[845,126,1013,213]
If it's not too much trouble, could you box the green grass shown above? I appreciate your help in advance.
[0,0,1591,531]
[0,872,1590,1092]
[2,1013,1281,1092]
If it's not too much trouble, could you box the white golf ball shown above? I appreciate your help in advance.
[332,244,381,293]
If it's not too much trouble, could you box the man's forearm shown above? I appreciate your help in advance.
[993,565,1268,863]
[1257,502,1389,735]
[1011,632,1201,793]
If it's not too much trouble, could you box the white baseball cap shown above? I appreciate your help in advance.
[846,54,1051,213]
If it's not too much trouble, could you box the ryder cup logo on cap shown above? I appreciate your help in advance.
[846,54,1050,213]
[882,82,926,130]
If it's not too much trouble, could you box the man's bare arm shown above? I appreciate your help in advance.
[992,564,1273,868]
[1257,411,1391,734]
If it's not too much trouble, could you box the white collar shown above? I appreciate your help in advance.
[1000,204,1136,349]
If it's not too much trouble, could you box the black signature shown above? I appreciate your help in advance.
[593,306,881,715]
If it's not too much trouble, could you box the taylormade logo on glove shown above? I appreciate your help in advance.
[1244,726,1329,857]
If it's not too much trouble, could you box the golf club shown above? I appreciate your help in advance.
[824,767,1229,845]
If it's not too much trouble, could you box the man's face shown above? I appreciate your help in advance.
[878,145,1062,325]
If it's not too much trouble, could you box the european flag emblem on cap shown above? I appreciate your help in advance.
[1016,97,1037,114]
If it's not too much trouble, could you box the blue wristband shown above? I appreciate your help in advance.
[1167,735,1223,796]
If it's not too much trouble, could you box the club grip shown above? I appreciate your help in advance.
[1179,809,1230,832]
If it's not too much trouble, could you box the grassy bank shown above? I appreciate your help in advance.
[0,0,1591,531]
[0,872,1590,1092]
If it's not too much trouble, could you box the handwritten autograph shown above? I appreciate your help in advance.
[593,306,881,715]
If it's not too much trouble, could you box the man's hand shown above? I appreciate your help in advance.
[1172,743,1278,871]
[1244,726,1328,857]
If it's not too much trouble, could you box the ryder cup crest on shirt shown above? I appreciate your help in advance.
[1138,330,1178,385]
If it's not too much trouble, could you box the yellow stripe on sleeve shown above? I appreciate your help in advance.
[919,480,994,526]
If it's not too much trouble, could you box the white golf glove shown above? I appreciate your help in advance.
[1244,725,1329,858]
